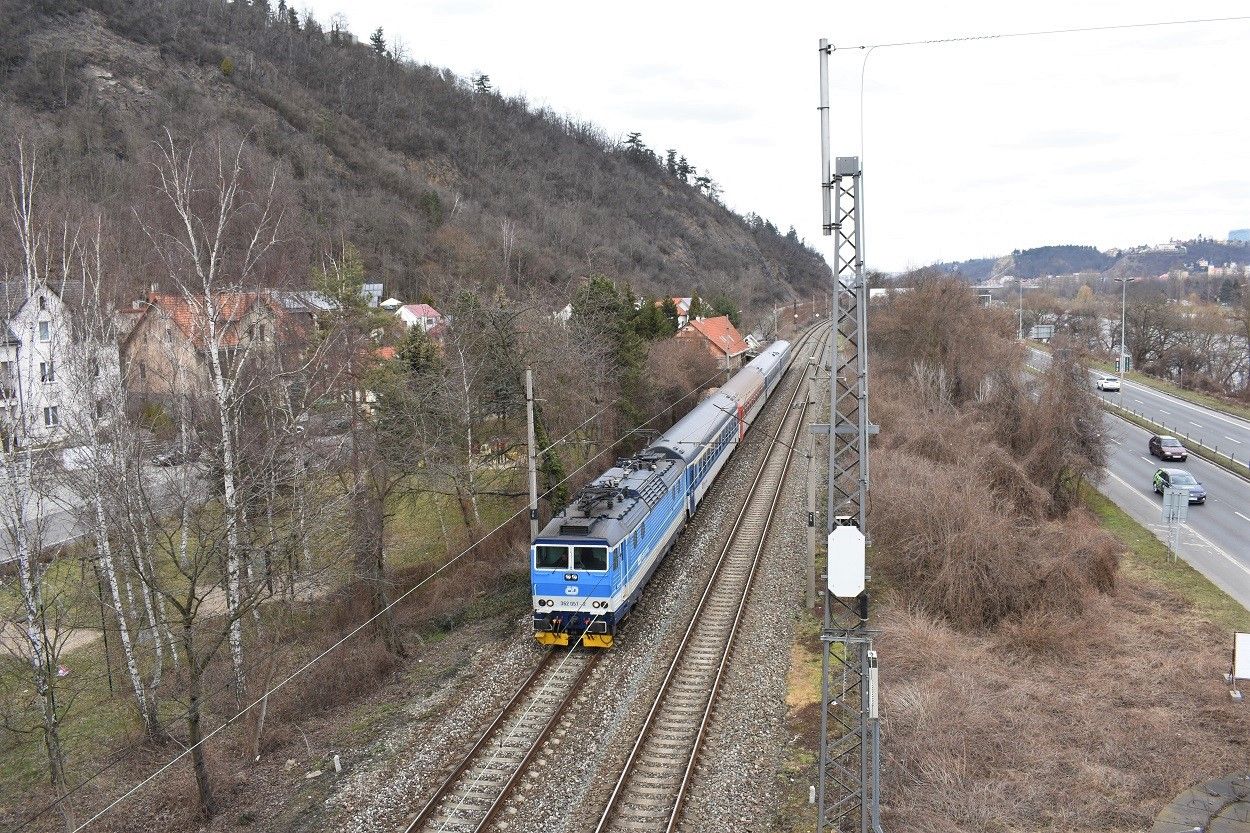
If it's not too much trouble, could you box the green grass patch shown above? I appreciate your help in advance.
[0,639,149,795]
[1085,488,1250,632]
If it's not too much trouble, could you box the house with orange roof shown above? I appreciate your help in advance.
[675,315,750,370]
[120,291,305,398]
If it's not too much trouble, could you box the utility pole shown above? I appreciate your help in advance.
[1017,278,1024,341]
[807,361,817,611]
[1114,276,1137,380]
[816,38,881,833]
[525,368,539,541]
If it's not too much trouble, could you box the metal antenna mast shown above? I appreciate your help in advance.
[815,37,882,833]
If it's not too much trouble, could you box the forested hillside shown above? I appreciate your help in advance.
[0,0,828,309]
[939,240,1249,282]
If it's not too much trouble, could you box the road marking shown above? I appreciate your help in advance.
[1081,366,1250,430]
[1190,421,1202,427]
[1140,456,1155,464]
[1237,511,1250,524]
[1110,438,1121,445]
[1227,436,1244,444]
[1159,409,1172,415]
[1104,469,1250,578]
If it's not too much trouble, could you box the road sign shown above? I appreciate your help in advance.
[1161,486,1189,525]
[1235,633,1250,682]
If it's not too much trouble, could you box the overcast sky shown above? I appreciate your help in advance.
[301,0,1250,273]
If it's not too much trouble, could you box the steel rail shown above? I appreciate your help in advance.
[594,323,829,833]
[402,650,597,833]
[403,323,826,833]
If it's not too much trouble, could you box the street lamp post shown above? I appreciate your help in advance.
[1017,278,1024,341]
[1114,276,1138,381]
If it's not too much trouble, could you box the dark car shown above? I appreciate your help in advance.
[1152,468,1206,504]
[1149,434,1188,461]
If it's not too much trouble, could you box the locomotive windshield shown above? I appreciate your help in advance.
[535,545,568,569]
[573,546,608,571]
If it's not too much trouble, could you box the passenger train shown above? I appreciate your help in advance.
[530,340,792,648]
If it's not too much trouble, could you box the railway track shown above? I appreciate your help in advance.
[402,649,598,833]
[594,325,827,833]
[400,323,826,833]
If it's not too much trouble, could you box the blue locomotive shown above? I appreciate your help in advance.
[531,340,792,648]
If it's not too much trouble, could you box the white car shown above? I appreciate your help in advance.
[1095,376,1121,392]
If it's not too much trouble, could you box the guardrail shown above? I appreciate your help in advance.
[1102,400,1250,481]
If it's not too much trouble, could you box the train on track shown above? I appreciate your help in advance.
[530,339,792,648]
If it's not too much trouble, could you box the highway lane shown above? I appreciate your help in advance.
[1029,346,1250,460]
[1101,413,1250,610]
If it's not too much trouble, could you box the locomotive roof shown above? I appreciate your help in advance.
[538,448,684,547]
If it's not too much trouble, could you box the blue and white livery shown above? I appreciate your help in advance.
[531,340,791,648]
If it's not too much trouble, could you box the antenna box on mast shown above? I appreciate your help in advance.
[827,519,865,597]
[835,156,860,176]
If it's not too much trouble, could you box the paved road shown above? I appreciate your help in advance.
[1029,346,1250,462]
[1101,414,1250,611]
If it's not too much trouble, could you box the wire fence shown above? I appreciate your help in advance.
[1101,399,1250,479]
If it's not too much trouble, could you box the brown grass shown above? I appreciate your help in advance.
[879,582,1249,831]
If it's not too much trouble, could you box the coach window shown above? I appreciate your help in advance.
[574,546,608,571]
[535,545,568,570]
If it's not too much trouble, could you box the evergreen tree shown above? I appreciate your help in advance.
[472,73,492,94]
[709,294,742,329]
[665,149,677,175]
[397,324,441,376]
[624,132,652,162]
[688,294,714,320]
[369,26,387,56]
[572,276,647,422]
[660,297,680,331]
[676,156,693,181]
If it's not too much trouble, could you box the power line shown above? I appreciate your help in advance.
[829,14,1250,53]
[55,365,746,831]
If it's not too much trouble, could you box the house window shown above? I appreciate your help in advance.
[43,406,58,427]
[39,361,54,383]
[89,357,100,378]
[258,323,267,341]
[38,321,50,342]
[95,399,105,418]
[38,296,46,311]
[138,362,147,381]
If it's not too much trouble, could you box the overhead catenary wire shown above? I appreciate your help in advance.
[55,348,762,832]
[828,14,1250,53]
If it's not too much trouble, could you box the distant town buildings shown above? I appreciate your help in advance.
[120,292,301,398]
[0,281,120,448]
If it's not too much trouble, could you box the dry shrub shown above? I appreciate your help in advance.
[643,337,720,430]
[870,447,1119,630]
[871,276,1021,404]
[879,586,1250,832]
[268,639,399,724]
[394,512,530,628]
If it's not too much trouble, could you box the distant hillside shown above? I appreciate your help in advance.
[937,240,1248,282]
[938,245,1113,281]
[0,0,829,310]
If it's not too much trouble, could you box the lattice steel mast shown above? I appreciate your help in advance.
[815,37,882,833]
